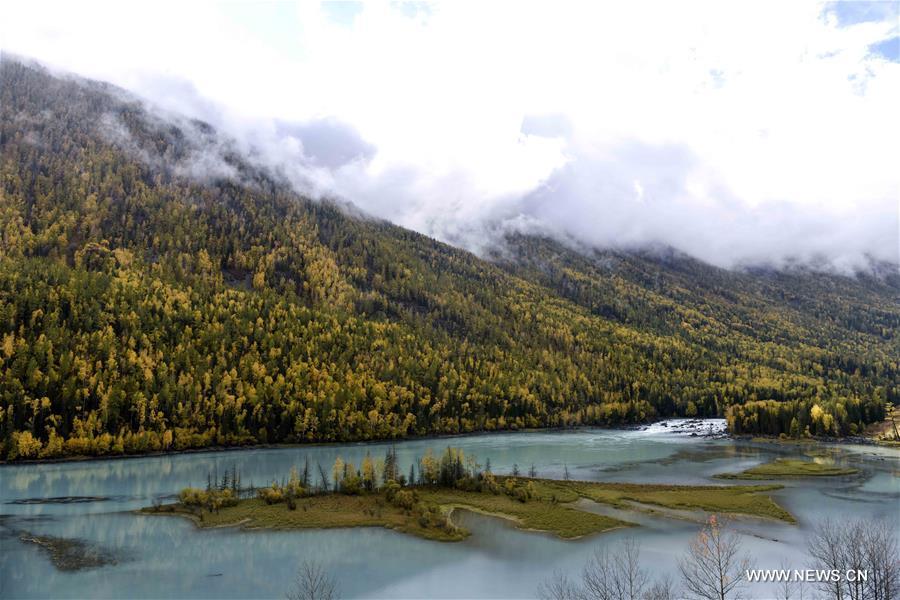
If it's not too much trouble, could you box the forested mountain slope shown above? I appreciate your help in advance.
[1,57,897,459]
[491,236,898,436]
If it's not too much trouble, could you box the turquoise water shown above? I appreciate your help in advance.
[1,422,897,598]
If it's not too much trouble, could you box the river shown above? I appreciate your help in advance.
[1,420,897,598]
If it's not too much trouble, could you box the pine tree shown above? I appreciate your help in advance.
[383,446,398,484]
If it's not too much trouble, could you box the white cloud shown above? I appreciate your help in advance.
[3,0,898,270]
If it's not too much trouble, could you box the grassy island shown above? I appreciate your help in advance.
[715,458,858,480]
[144,483,629,541]
[142,447,795,541]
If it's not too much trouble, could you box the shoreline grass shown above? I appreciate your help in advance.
[714,458,857,481]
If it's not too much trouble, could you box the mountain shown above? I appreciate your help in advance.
[1,56,897,460]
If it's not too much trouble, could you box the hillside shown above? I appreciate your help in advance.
[1,57,897,460]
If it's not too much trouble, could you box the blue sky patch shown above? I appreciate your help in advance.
[823,0,899,26]
[322,1,364,27]
[869,36,900,61]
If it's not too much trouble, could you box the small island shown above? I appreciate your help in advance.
[715,458,858,480]
[142,447,795,542]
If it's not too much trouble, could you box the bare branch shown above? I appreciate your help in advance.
[678,515,752,600]
[286,560,338,600]
[538,570,583,600]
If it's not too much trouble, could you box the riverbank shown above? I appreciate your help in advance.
[7,414,894,466]
[0,419,727,466]
[734,406,900,449]
[737,434,892,448]
[0,424,658,466]
[865,405,900,445]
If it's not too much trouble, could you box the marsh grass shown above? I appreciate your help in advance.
[715,458,857,482]
[527,479,795,523]
[417,488,628,539]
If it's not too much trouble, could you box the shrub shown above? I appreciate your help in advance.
[481,472,500,494]
[392,489,417,510]
[258,485,285,504]
[179,487,209,507]
[499,477,534,503]
[208,488,237,511]
[284,480,304,498]
[454,476,481,492]
[412,503,457,533]
[341,473,362,495]
[384,481,401,502]
[181,487,237,511]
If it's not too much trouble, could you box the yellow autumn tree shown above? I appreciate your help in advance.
[361,452,376,491]
[332,456,344,491]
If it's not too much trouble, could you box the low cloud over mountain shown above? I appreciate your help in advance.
[5,1,898,272]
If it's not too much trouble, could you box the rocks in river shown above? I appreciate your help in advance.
[675,419,725,437]
[17,532,120,571]
[645,418,728,438]
[7,495,112,505]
